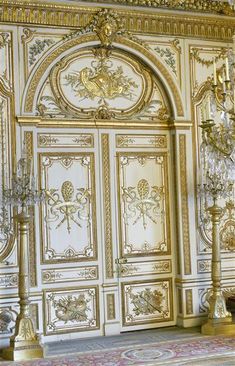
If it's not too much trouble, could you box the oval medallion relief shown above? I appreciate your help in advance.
[50,48,153,119]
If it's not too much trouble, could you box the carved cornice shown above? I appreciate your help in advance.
[78,0,234,16]
[0,1,235,41]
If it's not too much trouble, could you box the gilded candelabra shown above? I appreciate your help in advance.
[2,144,44,360]
[200,46,235,335]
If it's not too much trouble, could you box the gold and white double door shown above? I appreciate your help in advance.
[32,126,176,339]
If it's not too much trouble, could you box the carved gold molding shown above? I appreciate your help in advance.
[185,289,193,315]
[177,288,183,314]
[179,134,191,275]
[18,116,193,129]
[24,131,37,287]
[172,134,180,275]
[0,2,235,41]
[101,134,114,279]
[107,294,115,320]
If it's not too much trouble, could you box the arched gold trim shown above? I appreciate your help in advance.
[24,34,184,118]
[0,79,16,263]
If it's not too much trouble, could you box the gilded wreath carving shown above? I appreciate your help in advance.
[45,180,91,234]
[122,178,165,230]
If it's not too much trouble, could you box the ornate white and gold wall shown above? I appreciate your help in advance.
[0,0,235,345]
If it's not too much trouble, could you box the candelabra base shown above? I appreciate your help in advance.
[2,318,44,361]
[201,317,235,335]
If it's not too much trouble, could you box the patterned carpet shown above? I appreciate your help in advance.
[1,334,235,365]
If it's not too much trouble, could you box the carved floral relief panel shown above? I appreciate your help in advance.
[148,39,181,84]
[21,28,64,78]
[122,279,172,326]
[117,153,170,256]
[39,153,97,263]
[44,287,99,335]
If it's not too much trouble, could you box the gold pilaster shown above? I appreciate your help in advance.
[3,211,43,360]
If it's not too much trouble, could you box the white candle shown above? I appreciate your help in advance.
[225,57,229,81]
[207,96,211,120]
[213,58,217,85]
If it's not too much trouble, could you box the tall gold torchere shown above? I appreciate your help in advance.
[2,146,44,360]
[200,45,235,335]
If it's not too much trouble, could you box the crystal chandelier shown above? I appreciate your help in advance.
[3,144,44,210]
[200,48,235,202]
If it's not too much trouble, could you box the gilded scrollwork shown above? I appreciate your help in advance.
[42,266,98,284]
[38,133,94,147]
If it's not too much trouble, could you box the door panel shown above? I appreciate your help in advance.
[117,152,170,257]
[35,129,104,339]
[114,132,175,331]
[39,152,97,263]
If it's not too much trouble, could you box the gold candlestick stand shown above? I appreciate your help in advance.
[3,209,44,360]
[201,200,235,335]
